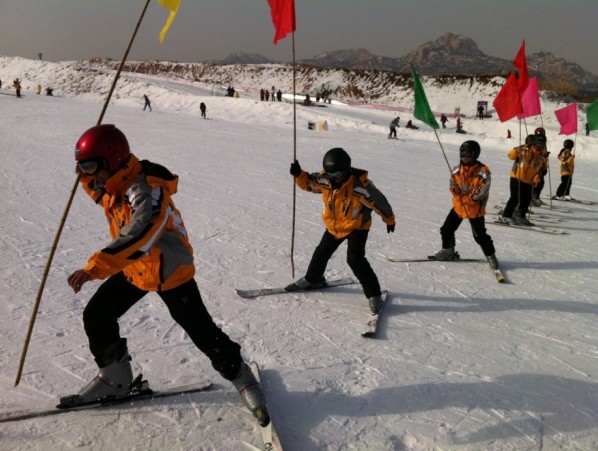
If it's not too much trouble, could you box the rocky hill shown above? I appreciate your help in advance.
[226,33,598,98]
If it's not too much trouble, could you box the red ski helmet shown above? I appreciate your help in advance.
[75,124,130,172]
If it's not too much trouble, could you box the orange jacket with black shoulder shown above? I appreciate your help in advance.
[558,149,575,176]
[449,161,491,219]
[80,154,195,291]
[508,144,544,185]
[294,168,395,239]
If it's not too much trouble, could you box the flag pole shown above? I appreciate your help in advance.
[14,0,152,387]
[290,31,297,278]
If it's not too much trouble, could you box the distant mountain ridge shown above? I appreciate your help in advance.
[218,33,598,96]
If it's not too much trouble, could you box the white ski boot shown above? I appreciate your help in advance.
[432,246,457,261]
[78,351,133,401]
[285,276,326,291]
[232,362,270,426]
[59,348,134,407]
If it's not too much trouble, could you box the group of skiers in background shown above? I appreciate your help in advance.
[1,77,55,97]
[390,114,466,136]
[260,87,283,102]
[498,127,576,225]
[142,94,207,119]
[384,113,580,269]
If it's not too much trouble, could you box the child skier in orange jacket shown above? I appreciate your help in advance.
[431,141,499,270]
[288,147,395,314]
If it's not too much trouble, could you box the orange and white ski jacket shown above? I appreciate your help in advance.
[80,154,195,291]
[449,161,491,219]
[508,144,544,185]
[294,168,395,239]
[558,149,575,176]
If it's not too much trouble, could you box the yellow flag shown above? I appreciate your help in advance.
[156,0,181,43]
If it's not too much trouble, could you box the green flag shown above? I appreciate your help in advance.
[411,65,439,129]
[587,99,598,131]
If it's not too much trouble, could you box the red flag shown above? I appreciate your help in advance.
[267,0,296,44]
[493,73,522,122]
[517,77,541,119]
[554,103,578,135]
[513,40,529,93]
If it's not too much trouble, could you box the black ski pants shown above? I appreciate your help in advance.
[533,169,547,199]
[440,208,496,257]
[305,229,381,298]
[83,272,242,380]
[503,177,533,218]
[556,174,573,197]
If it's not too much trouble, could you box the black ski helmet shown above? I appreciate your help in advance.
[459,140,481,160]
[563,139,574,149]
[525,134,535,145]
[323,147,351,174]
[533,134,547,149]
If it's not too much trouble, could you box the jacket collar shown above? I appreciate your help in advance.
[104,154,142,194]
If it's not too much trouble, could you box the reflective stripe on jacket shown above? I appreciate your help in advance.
[81,154,195,291]
[450,161,491,219]
[295,168,395,239]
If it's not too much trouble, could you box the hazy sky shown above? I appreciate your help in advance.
[1,0,597,75]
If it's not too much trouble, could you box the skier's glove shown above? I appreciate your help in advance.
[290,160,302,177]
[387,223,395,233]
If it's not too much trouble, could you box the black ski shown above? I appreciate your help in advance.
[490,218,568,235]
[385,253,504,283]
[490,213,561,225]
[362,290,389,338]
[387,256,483,263]
[249,362,284,451]
[235,277,357,299]
[551,197,597,206]
[495,203,570,215]
[0,378,212,423]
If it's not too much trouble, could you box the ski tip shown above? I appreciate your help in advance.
[255,407,271,427]
[241,441,264,451]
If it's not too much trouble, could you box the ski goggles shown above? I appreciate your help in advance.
[459,150,474,158]
[77,159,102,175]
[326,170,345,179]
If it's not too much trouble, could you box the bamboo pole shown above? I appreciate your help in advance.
[14,0,152,387]
[290,31,297,278]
